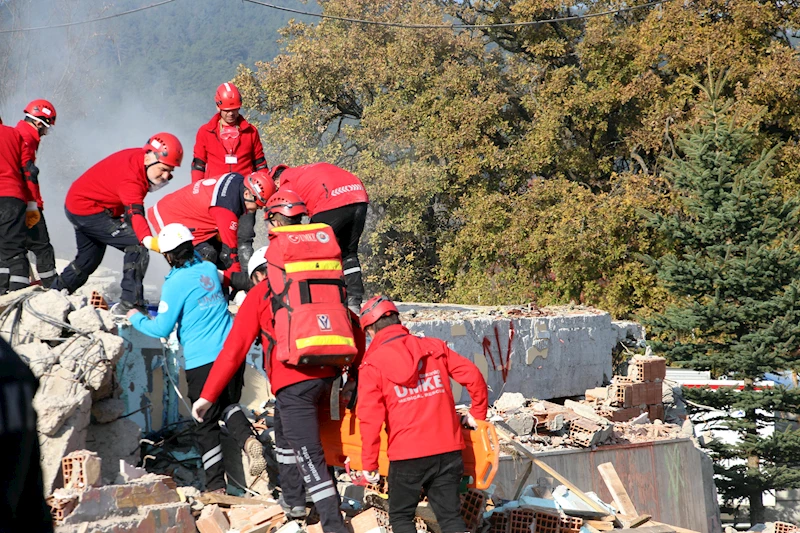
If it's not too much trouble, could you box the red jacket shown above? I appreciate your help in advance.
[356,324,488,470]
[0,125,34,204]
[14,121,42,208]
[278,163,368,217]
[200,280,365,402]
[147,173,249,274]
[191,114,267,183]
[65,148,152,242]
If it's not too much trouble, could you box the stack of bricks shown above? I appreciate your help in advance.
[508,508,536,533]
[533,512,560,533]
[591,355,667,423]
[629,355,666,422]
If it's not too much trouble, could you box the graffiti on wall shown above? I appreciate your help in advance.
[482,322,515,383]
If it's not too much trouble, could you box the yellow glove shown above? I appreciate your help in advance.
[25,202,40,228]
[142,236,160,253]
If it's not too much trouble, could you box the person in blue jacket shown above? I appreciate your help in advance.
[125,223,265,493]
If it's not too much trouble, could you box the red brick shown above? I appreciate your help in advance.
[197,504,230,533]
[533,512,560,533]
[508,508,535,533]
[460,488,486,532]
[249,505,286,525]
[489,511,509,533]
[648,403,665,422]
[559,515,583,533]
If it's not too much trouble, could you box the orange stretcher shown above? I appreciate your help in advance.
[318,408,499,490]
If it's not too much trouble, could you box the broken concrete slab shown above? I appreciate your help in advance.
[86,418,141,483]
[59,475,182,524]
[15,341,58,379]
[94,330,126,365]
[96,308,117,333]
[19,289,72,340]
[68,305,104,333]
[34,387,91,436]
[506,413,535,436]
[39,389,92,494]
[91,398,126,424]
[66,293,88,311]
[55,502,195,532]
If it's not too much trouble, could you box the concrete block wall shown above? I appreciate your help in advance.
[398,304,644,405]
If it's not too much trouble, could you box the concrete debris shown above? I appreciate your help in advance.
[68,305,105,332]
[86,418,142,483]
[39,387,92,494]
[91,397,126,424]
[14,340,57,378]
[34,387,92,437]
[493,392,526,412]
[18,288,72,340]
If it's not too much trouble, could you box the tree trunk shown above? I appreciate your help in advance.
[748,472,765,524]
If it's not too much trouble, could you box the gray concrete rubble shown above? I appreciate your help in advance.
[0,286,142,497]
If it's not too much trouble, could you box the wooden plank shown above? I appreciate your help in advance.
[585,520,615,531]
[495,426,611,516]
[597,462,638,516]
[584,526,603,533]
[198,493,275,507]
[618,526,674,533]
[649,522,700,533]
[621,514,652,528]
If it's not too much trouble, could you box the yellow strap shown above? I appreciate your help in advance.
[270,223,330,234]
[284,260,342,273]
[296,335,355,349]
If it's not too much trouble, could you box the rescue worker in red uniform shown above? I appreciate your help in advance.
[15,99,57,287]
[356,296,489,533]
[51,133,183,314]
[270,163,369,312]
[0,123,38,294]
[147,170,275,288]
[192,82,268,270]
[192,191,363,533]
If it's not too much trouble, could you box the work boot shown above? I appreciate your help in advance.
[245,436,267,477]
[110,300,146,317]
[278,495,307,519]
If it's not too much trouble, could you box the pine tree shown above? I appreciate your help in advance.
[644,71,800,524]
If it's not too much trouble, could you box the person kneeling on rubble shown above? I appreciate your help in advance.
[125,223,266,493]
[357,295,489,533]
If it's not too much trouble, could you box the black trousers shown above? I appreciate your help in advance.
[311,203,368,307]
[26,209,56,288]
[0,197,30,294]
[51,209,149,306]
[186,362,249,492]
[275,378,346,533]
[388,451,467,533]
[237,210,256,271]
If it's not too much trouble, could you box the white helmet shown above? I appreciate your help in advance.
[158,223,194,253]
[248,245,268,277]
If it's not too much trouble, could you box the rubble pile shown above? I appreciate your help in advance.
[488,355,687,454]
[0,286,140,495]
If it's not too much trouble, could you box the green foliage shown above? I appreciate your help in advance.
[438,173,673,316]
[645,72,800,522]
[237,0,800,314]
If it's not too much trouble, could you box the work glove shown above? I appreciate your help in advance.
[192,398,213,422]
[142,236,160,253]
[461,413,478,430]
[361,470,380,484]
[25,202,40,228]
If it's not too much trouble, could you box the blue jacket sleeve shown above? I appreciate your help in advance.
[129,276,183,338]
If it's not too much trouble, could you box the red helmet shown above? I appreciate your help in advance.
[268,164,289,181]
[265,190,307,219]
[145,132,184,167]
[24,99,56,127]
[360,295,399,330]
[244,170,277,207]
[215,82,242,111]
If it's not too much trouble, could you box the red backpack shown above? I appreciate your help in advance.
[265,223,358,366]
